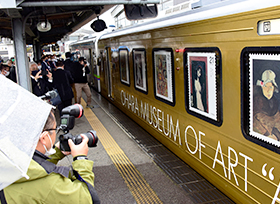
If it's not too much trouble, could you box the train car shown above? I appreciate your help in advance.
[71,0,280,203]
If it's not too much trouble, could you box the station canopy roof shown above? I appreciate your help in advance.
[0,0,159,44]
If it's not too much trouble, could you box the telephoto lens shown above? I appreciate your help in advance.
[59,130,98,151]
[85,130,98,147]
[74,130,98,147]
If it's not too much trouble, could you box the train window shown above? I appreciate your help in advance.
[241,47,280,153]
[184,47,222,126]
[132,48,148,94]
[152,48,175,106]
[119,48,130,86]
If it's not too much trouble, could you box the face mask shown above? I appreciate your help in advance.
[38,65,42,70]
[32,70,39,76]
[4,70,10,77]
[43,133,56,156]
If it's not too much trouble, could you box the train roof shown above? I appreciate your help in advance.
[99,0,280,40]
[69,36,97,47]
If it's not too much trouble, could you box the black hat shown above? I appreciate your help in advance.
[79,57,85,62]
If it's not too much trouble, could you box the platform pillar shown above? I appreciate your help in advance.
[11,18,32,92]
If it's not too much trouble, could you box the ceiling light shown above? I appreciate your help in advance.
[37,16,51,32]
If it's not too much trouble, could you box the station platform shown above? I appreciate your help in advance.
[57,88,235,204]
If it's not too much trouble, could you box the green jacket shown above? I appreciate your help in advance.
[1,147,94,204]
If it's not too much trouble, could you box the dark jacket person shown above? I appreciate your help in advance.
[73,57,93,108]
[52,60,74,115]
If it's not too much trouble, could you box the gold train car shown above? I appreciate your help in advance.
[71,1,280,203]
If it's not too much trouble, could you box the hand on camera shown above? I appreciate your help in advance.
[55,142,71,155]
[68,134,89,158]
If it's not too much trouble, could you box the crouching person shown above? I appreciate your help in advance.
[0,110,100,204]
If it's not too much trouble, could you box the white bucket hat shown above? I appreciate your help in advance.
[257,69,278,92]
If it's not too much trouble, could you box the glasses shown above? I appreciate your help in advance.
[44,128,58,132]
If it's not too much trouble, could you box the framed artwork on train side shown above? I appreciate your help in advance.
[119,48,130,86]
[184,47,222,126]
[152,48,175,106]
[132,48,148,94]
[241,47,280,154]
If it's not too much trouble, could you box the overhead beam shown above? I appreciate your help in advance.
[19,0,160,7]
[3,8,22,18]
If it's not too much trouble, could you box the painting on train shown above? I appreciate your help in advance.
[119,49,130,85]
[186,52,217,121]
[189,57,208,113]
[250,54,280,146]
[153,49,174,104]
[133,49,147,92]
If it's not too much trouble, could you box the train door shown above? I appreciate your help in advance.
[91,49,100,92]
[105,47,114,99]
[83,48,94,88]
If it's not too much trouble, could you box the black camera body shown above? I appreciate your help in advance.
[59,130,98,151]
[58,104,98,151]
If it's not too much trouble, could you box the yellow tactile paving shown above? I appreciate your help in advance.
[81,99,163,204]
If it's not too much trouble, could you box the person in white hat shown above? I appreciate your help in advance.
[254,69,280,141]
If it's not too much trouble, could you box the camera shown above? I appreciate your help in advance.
[58,104,98,151]
[59,130,98,151]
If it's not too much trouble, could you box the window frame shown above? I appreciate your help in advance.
[184,47,223,126]
[241,46,280,153]
[119,48,130,86]
[152,47,176,106]
[132,48,148,94]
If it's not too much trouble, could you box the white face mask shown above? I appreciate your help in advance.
[38,65,42,70]
[4,70,10,76]
[43,133,56,156]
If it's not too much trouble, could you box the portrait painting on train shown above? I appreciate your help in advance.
[186,52,217,121]
[153,49,174,104]
[119,49,130,85]
[133,49,147,93]
[249,53,280,146]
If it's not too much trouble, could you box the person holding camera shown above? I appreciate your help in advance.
[0,109,100,204]
[30,61,53,97]
[73,57,93,108]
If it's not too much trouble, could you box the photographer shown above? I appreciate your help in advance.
[73,57,93,108]
[0,109,100,204]
[30,61,53,97]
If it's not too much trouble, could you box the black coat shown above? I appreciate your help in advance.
[72,62,90,83]
[52,68,74,101]
[41,60,51,72]
[7,65,17,83]
[31,77,53,97]
[63,59,74,78]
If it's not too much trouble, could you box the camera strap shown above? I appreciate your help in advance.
[33,151,100,204]
[73,170,100,204]
[33,152,70,178]
[0,189,7,204]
